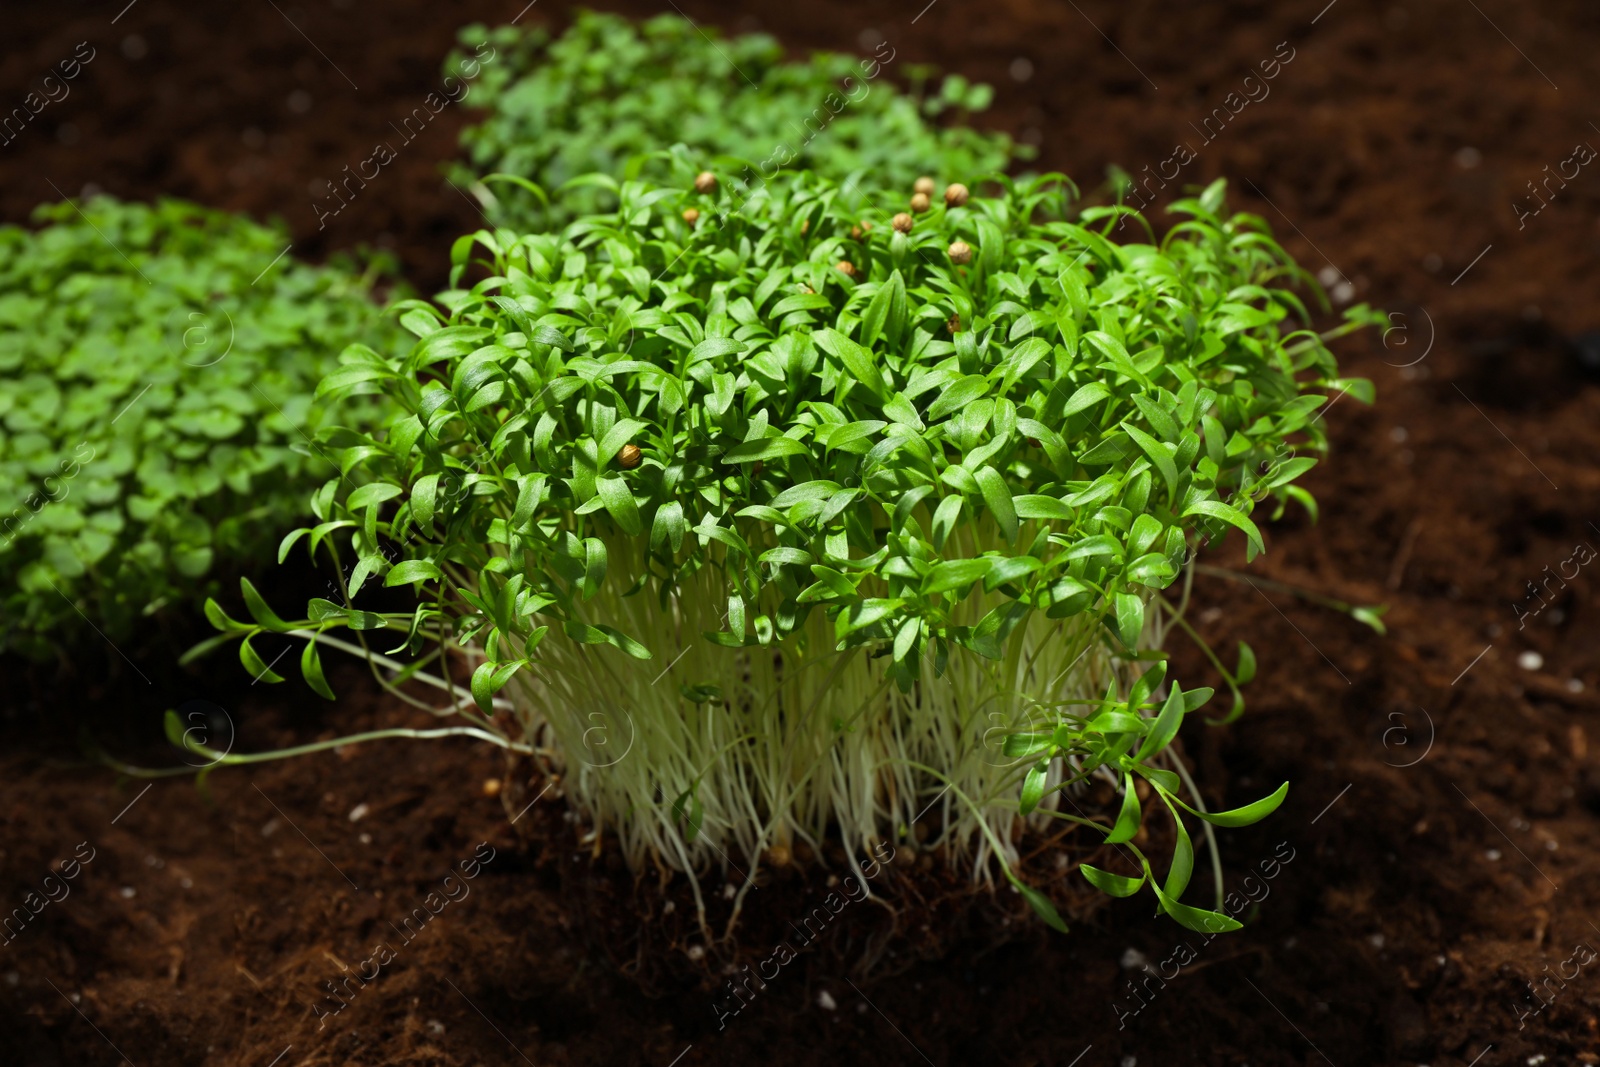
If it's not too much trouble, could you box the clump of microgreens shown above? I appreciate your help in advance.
[199,161,1381,936]
[448,10,1019,230]
[0,197,401,658]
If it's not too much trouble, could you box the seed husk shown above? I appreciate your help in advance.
[944,182,970,207]
[910,192,931,213]
[682,208,700,226]
[913,176,935,196]
[836,259,857,277]
[617,443,642,469]
[694,171,716,193]
[948,240,973,265]
[892,212,914,233]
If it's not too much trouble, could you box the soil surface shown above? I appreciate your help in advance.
[5,0,1600,1064]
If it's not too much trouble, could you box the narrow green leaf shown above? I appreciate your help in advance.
[1080,863,1146,898]
[1020,760,1048,815]
[240,578,292,632]
[1105,772,1142,844]
[1170,781,1289,827]
[596,475,643,536]
[1015,879,1070,934]
[814,327,886,400]
[239,635,285,684]
[1185,499,1265,560]
[1135,683,1185,761]
[722,436,808,463]
[974,466,1018,544]
[301,637,336,700]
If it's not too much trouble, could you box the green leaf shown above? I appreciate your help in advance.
[1015,879,1069,934]
[1185,499,1265,561]
[386,559,442,586]
[1012,494,1073,522]
[301,637,336,700]
[204,597,246,633]
[974,467,1018,544]
[1164,811,1194,899]
[1135,683,1185,761]
[239,635,285,684]
[722,436,808,463]
[470,658,522,714]
[1113,591,1145,649]
[347,482,403,511]
[1235,641,1257,684]
[671,787,704,844]
[1124,424,1178,503]
[1003,731,1054,758]
[814,327,886,400]
[1080,863,1146,897]
[1351,604,1389,635]
[652,500,686,553]
[926,375,988,420]
[240,578,292,632]
[1062,381,1112,418]
[582,537,608,599]
[924,558,992,595]
[1170,781,1289,827]
[1153,883,1242,933]
[596,475,643,535]
[1019,760,1048,815]
[1104,772,1142,844]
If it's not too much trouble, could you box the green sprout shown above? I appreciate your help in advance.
[449,10,1019,230]
[201,165,1378,934]
[0,197,403,658]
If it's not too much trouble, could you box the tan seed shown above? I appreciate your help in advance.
[947,314,961,334]
[800,218,811,235]
[948,240,973,265]
[682,208,700,226]
[944,182,970,207]
[892,212,914,233]
[482,778,502,798]
[617,443,642,469]
[910,192,931,213]
[913,176,936,196]
[694,171,716,194]
[836,259,857,277]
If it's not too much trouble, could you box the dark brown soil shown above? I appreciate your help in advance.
[6,0,1600,1064]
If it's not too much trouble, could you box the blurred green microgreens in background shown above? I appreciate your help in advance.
[448,10,1020,229]
[0,197,402,657]
[207,160,1380,933]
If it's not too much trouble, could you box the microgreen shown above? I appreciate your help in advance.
[205,166,1379,931]
[0,197,402,656]
[449,11,1019,230]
